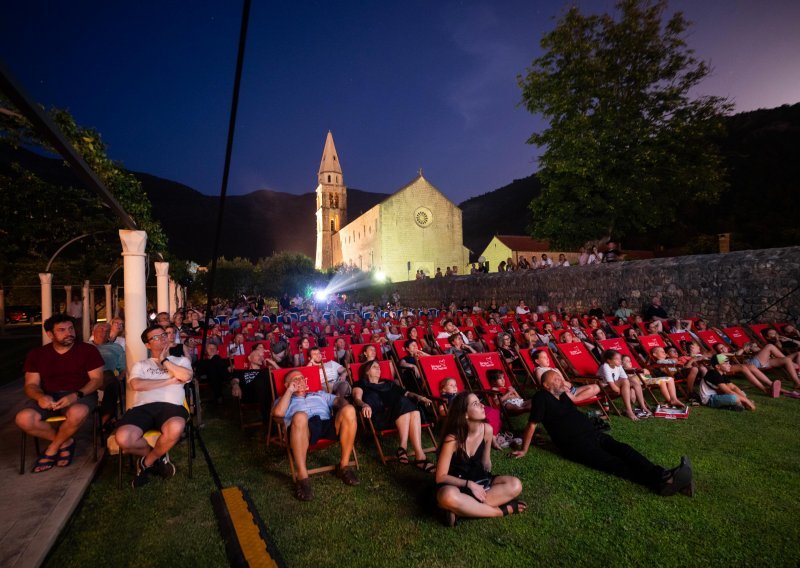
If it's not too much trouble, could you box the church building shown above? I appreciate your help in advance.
[314,132,469,282]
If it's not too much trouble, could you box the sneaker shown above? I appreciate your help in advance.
[634,408,648,418]
[771,380,782,398]
[495,435,510,449]
[687,393,701,407]
[132,456,153,488]
[152,454,176,479]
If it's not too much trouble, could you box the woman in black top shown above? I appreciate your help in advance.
[435,392,526,526]
[353,360,435,472]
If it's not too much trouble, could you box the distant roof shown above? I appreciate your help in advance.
[494,235,551,251]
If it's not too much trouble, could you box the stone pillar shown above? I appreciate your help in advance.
[39,273,53,344]
[155,261,170,315]
[120,230,148,383]
[177,284,185,309]
[64,285,72,314]
[114,286,121,318]
[169,278,177,315]
[82,280,91,340]
[104,284,113,322]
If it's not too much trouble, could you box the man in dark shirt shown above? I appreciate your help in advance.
[643,296,669,323]
[195,342,229,404]
[16,314,105,472]
[602,241,621,262]
[512,370,694,496]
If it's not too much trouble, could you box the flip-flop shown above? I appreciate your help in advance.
[395,447,409,464]
[32,453,58,473]
[56,440,76,468]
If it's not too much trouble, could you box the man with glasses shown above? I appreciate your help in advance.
[114,324,193,488]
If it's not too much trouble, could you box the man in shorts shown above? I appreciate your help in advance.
[115,324,194,488]
[272,369,359,501]
[16,314,104,472]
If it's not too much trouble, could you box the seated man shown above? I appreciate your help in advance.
[91,322,127,432]
[513,370,694,496]
[195,342,230,404]
[16,314,104,472]
[115,325,194,488]
[272,369,359,501]
[306,346,350,396]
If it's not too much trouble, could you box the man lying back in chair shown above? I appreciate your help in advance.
[115,324,193,488]
[272,369,359,501]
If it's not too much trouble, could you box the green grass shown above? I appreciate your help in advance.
[46,381,800,567]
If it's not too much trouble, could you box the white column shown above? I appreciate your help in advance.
[114,286,121,318]
[39,273,53,345]
[89,287,96,324]
[64,285,72,314]
[82,280,91,340]
[177,284,185,309]
[120,230,149,378]
[155,261,170,315]
[104,284,113,322]
[169,278,177,316]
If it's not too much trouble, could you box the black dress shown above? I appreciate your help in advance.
[438,426,494,494]
[357,379,418,430]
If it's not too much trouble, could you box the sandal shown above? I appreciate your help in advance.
[443,509,458,527]
[295,478,314,501]
[32,452,58,473]
[56,440,76,467]
[395,447,409,465]
[413,459,436,474]
[500,499,527,516]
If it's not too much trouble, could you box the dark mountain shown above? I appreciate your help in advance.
[3,103,798,263]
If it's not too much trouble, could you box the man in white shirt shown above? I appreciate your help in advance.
[307,347,349,395]
[114,325,193,488]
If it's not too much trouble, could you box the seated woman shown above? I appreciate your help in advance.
[624,328,648,361]
[292,337,312,367]
[622,352,684,409]
[597,349,652,421]
[358,344,378,363]
[531,349,600,403]
[437,378,509,449]
[496,333,521,368]
[333,337,352,366]
[464,329,485,353]
[398,339,431,392]
[435,392,526,526]
[535,323,558,351]
[712,343,783,397]
[407,326,432,354]
[353,360,435,472]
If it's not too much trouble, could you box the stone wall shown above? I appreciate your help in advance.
[375,247,800,325]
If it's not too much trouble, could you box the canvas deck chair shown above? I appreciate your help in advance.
[667,331,695,354]
[268,366,358,481]
[349,359,436,465]
[696,330,728,352]
[556,342,618,415]
[351,342,384,362]
[723,326,754,349]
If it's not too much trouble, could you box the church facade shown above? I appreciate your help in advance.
[314,132,469,282]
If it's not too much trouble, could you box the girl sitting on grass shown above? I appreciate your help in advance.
[437,377,510,449]
[435,392,526,526]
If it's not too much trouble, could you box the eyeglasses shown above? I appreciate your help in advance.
[147,332,169,341]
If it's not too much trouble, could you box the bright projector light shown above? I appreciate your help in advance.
[314,290,328,302]
[374,271,386,282]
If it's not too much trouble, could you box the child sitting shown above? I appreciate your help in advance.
[622,353,684,409]
[486,369,531,414]
[437,377,514,449]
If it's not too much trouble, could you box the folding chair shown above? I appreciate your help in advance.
[556,342,618,415]
[349,360,436,465]
[667,331,695,354]
[418,355,465,398]
[268,366,358,481]
[351,342,384,361]
[749,323,774,345]
[696,330,729,351]
[723,326,754,348]
[106,388,195,489]
[638,334,667,353]
[525,346,608,417]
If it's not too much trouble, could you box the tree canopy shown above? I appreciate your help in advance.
[519,0,731,248]
[0,96,170,297]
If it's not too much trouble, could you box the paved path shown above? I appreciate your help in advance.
[0,378,102,568]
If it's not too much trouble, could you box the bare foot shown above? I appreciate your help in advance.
[626,410,639,421]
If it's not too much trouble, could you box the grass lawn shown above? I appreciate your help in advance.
[46,381,800,567]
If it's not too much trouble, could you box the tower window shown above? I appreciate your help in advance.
[328,175,331,183]
[330,219,335,232]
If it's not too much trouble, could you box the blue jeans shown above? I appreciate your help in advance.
[706,394,739,408]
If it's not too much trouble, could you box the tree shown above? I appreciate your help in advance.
[0,96,170,294]
[518,0,731,248]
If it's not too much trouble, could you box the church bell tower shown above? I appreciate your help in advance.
[315,131,347,270]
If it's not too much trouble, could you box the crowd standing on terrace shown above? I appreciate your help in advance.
[16,288,800,525]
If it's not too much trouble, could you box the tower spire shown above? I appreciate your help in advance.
[318,130,342,178]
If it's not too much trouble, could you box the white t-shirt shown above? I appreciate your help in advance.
[130,356,192,407]
[319,360,345,389]
[515,306,530,315]
[597,363,627,385]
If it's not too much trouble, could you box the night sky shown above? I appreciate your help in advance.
[2,1,798,203]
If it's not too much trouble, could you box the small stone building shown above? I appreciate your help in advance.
[314,132,469,282]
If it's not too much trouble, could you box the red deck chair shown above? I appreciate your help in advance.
[351,342,384,362]
[696,330,727,351]
[464,352,523,423]
[749,323,774,345]
[393,339,409,360]
[480,331,499,352]
[350,360,436,465]
[232,354,248,370]
[434,337,451,353]
[556,342,618,415]
[723,326,753,349]
[611,324,632,337]
[667,331,695,354]
[638,334,667,355]
[598,338,643,368]
[418,355,465,397]
[317,345,336,362]
[268,366,358,481]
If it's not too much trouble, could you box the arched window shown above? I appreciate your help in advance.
[330,219,335,232]
[328,174,331,183]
